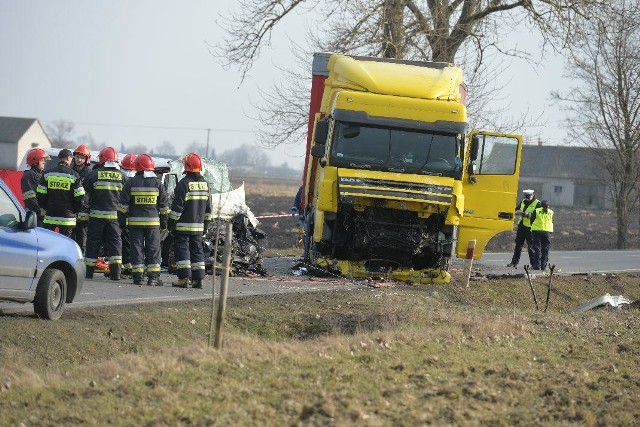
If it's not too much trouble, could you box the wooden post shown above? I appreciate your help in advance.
[214,222,233,349]
[207,223,222,347]
[462,239,476,288]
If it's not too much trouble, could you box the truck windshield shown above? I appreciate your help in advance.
[330,122,461,176]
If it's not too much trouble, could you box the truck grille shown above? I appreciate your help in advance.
[338,177,453,204]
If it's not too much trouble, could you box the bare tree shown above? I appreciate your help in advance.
[553,0,640,248]
[45,120,75,148]
[219,143,272,167]
[157,140,176,156]
[215,0,601,148]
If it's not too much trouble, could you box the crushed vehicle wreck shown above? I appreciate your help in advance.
[161,158,267,276]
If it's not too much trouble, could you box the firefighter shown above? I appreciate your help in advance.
[36,149,85,237]
[83,147,125,280]
[118,154,169,286]
[506,189,541,268]
[21,148,50,226]
[169,153,212,289]
[71,144,92,254]
[529,200,554,271]
[119,153,138,276]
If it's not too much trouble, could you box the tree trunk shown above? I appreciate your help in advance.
[382,0,405,58]
[615,187,629,249]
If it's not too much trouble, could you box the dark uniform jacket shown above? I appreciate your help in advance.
[36,162,85,225]
[168,172,213,234]
[73,163,92,221]
[83,166,125,220]
[21,167,44,216]
[118,172,170,227]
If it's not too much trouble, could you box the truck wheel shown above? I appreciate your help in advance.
[34,268,67,320]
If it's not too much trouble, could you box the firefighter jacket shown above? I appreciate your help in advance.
[169,172,213,234]
[118,171,170,227]
[73,162,92,222]
[83,165,125,220]
[36,162,85,226]
[517,197,540,228]
[21,167,44,217]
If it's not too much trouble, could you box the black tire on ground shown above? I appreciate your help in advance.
[33,268,67,320]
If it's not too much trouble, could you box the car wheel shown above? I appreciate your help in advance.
[34,268,67,320]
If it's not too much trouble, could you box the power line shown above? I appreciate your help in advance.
[41,119,254,134]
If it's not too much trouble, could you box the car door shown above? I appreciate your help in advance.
[456,131,523,258]
[0,183,39,291]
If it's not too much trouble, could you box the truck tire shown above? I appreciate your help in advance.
[34,268,67,320]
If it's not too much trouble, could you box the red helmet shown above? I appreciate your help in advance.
[134,153,155,171]
[98,146,118,163]
[26,148,50,166]
[121,154,137,171]
[73,144,91,160]
[183,153,202,173]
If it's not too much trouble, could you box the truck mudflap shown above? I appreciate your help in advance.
[314,257,451,284]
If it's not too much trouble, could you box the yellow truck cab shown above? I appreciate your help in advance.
[302,53,523,283]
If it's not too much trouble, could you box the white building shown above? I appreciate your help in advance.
[0,116,51,170]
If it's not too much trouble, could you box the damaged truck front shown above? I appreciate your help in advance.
[302,53,523,283]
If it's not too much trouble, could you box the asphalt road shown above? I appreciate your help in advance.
[2,251,640,317]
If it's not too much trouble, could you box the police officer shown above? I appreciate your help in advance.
[21,148,50,226]
[507,189,541,268]
[71,144,92,254]
[530,200,554,271]
[36,149,85,237]
[119,154,169,286]
[169,153,212,289]
[119,153,138,276]
[83,147,125,280]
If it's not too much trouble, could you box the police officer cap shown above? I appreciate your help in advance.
[523,189,534,196]
[58,149,73,159]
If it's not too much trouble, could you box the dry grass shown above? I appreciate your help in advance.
[1,273,639,425]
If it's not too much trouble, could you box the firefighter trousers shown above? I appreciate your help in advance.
[173,233,205,280]
[129,227,162,281]
[530,230,551,270]
[85,218,122,275]
[121,226,131,271]
[72,219,88,254]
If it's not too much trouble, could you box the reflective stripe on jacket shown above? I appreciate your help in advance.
[119,172,169,227]
[518,198,540,227]
[84,166,125,220]
[169,173,212,234]
[36,163,84,223]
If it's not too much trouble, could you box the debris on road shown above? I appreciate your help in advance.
[574,293,634,313]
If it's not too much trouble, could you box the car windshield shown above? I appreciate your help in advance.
[330,122,461,176]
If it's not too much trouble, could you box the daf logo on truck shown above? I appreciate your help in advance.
[301,53,523,284]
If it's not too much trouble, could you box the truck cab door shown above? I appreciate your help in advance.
[456,131,523,259]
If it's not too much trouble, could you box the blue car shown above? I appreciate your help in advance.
[0,177,85,320]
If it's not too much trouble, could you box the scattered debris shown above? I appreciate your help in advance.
[574,294,633,313]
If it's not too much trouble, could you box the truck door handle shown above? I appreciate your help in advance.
[498,212,514,219]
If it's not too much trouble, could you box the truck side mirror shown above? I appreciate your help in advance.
[310,144,326,158]
[314,119,329,144]
[470,135,479,161]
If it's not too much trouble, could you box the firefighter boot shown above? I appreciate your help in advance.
[85,266,94,279]
[172,277,189,288]
[132,273,144,286]
[109,264,122,281]
[190,278,203,289]
[147,275,164,287]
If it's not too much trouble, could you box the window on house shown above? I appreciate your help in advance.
[554,185,562,194]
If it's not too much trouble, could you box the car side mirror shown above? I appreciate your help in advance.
[470,135,479,161]
[314,119,329,144]
[23,210,37,230]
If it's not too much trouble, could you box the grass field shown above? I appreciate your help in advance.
[1,273,638,425]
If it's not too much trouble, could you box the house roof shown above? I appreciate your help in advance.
[0,116,38,144]
[520,144,604,180]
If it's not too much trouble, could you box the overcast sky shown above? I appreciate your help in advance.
[0,1,567,170]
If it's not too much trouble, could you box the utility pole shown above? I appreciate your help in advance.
[205,128,211,159]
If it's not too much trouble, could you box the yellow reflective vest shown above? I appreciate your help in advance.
[518,198,539,227]
[530,207,554,232]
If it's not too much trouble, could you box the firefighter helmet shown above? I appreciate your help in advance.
[98,146,118,163]
[121,154,137,171]
[183,153,202,173]
[73,144,91,160]
[26,148,50,166]
[135,153,155,171]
